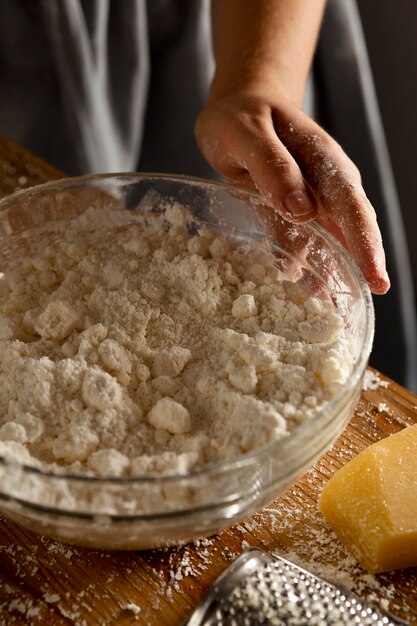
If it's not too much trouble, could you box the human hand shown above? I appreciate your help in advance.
[195,91,390,295]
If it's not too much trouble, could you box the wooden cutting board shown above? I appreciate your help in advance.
[0,134,416,626]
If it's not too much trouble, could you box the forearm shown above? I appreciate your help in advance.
[210,0,326,106]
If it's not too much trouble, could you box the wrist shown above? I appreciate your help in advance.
[208,74,302,109]
[208,66,306,108]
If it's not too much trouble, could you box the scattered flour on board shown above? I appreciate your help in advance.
[42,593,60,604]
[362,370,389,391]
[0,203,354,477]
[377,402,390,414]
[125,603,141,615]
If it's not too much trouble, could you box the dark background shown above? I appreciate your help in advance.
[359,0,417,300]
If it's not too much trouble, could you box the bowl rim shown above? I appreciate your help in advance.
[0,172,375,486]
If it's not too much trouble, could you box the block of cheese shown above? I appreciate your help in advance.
[319,423,417,574]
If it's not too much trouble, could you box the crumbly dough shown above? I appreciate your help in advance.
[0,203,353,476]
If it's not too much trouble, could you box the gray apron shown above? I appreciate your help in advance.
[313,0,417,391]
[0,0,415,389]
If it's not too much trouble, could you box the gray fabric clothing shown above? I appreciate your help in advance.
[313,0,417,391]
[0,0,415,389]
[0,0,213,175]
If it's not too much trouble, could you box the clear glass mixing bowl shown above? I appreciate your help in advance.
[0,174,374,549]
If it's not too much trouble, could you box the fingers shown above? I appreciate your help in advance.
[195,100,317,222]
[233,116,317,221]
[324,196,389,295]
[272,108,390,294]
[196,97,390,295]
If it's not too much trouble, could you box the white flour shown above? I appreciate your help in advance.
[0,203,353,476]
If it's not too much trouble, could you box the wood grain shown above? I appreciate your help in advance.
[0,134,64,198]
[0,134,416,626]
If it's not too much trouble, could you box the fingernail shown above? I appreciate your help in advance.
[284,190,316,218]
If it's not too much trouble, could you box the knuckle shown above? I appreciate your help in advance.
[264,150,291,171]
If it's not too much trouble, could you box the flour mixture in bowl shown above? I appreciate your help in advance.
[0,175,373,548]
[0,199,353,478]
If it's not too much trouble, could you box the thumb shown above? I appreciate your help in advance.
[196,103,317,222]
[230,115,317,222]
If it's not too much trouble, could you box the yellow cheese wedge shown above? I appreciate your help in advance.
[319,423,417,574]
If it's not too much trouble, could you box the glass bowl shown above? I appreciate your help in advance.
[0,173,374,550]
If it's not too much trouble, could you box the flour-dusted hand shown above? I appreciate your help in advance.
[196,92,390,295]
[196,0,390,295]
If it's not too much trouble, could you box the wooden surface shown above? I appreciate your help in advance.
[0,133,416,626]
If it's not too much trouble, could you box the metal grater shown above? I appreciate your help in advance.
[184,549,410,626]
